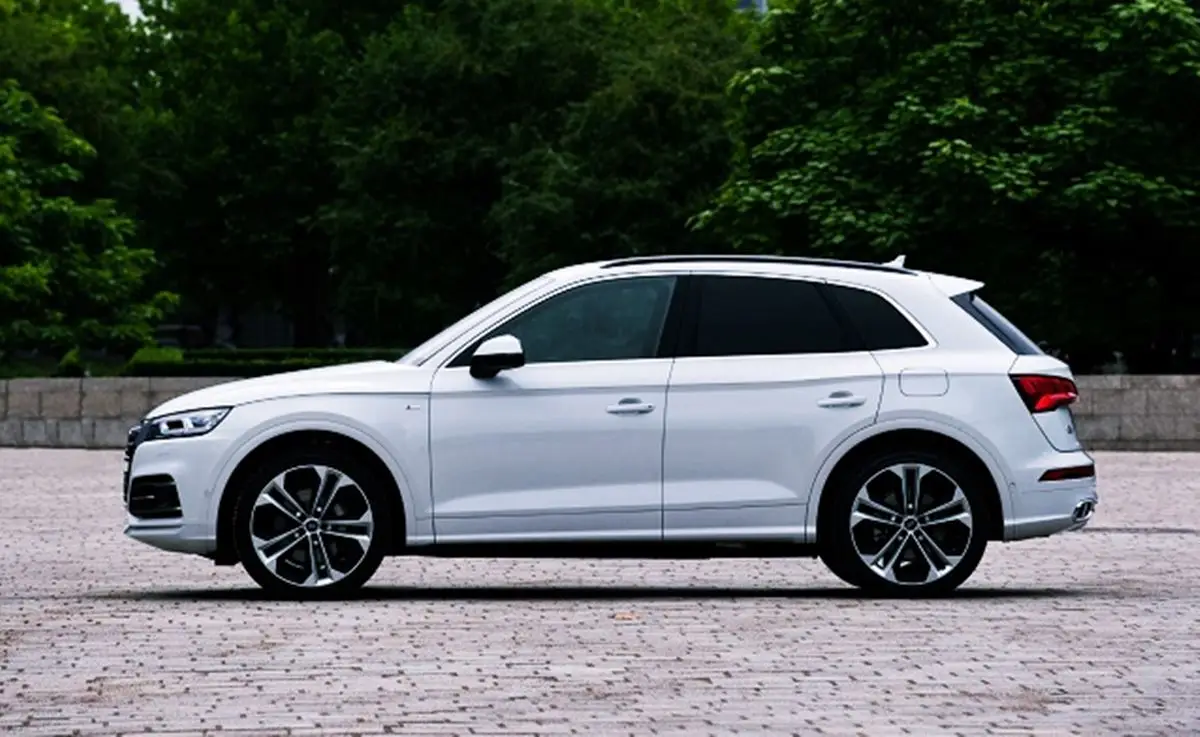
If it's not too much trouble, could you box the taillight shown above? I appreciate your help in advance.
[1011,374,1078,413]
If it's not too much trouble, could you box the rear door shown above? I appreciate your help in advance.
[661,273,884,540]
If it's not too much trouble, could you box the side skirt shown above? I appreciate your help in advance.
[392,540,819,560]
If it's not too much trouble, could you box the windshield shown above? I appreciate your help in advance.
[397,276,555,365]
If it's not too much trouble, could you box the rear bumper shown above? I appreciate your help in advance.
[1005,476,1098,540]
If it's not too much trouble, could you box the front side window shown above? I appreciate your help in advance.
[689,275,852,357]
[463,276,678,365]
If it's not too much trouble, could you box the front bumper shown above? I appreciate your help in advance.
[122,422,223,557]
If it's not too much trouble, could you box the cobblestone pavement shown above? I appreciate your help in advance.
[1,450,1198,736]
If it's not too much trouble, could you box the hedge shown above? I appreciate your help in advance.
[122,346,402,377]
[183,347,406,362]
[126,358,374,377]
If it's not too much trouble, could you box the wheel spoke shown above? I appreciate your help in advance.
[322,520,372,547]
[303,534,322,586]
[901,465,921,515]
[851,496,901,528]
[862,528,907,582]
[306,531,331,584]
[258,482,308,522]
[315,533,346,583]
[921,492,969,530]
[321,511,373,554]
[922,509,972,527]
[254,529,306,564]
[312,467,343,519]
[909,532,945,584]
[912,530,960,578]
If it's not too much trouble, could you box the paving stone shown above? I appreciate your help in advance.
[0,450,1198,736]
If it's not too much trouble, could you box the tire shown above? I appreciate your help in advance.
[818,449,990,597]
[232,446,394,598]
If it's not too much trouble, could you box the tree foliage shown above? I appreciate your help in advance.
[5,0,1200,370]
[699,0,1200,370]
[313,0,752,345]
[0,79,175,354]
[0,0,149,203]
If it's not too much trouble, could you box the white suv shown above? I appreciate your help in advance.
[122,255,1098,597]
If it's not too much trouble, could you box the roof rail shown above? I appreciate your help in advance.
[600,254,915,275]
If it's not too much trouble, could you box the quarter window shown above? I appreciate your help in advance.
[824,283,928,350]
[463,276,678,365]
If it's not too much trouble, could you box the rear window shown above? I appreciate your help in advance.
[952,292,1043,355]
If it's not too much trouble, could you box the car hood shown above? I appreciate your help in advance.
[147,360,432,419]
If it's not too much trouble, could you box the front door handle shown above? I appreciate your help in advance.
[607,398,656,415]
[818,391,867,409]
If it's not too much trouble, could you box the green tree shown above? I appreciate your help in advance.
[489,0,756,287]
[133,0,366,346]
[700,0,1200,371]
[0,0,148,205]
[0,80,175,355]
[324,0,754,346]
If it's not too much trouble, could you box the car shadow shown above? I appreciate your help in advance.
[95,585,1092,603]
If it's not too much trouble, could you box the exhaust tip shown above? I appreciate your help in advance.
[1072,500,1095,522]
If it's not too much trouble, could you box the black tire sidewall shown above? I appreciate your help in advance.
[232,447,393,598]
[819,449,989,597]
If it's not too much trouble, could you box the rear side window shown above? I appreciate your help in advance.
[688,275,852,357]
[824,283,928,350]
[952,292,1043,355]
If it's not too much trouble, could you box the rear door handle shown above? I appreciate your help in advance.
[607,398,656,415]
[818,391,866,409]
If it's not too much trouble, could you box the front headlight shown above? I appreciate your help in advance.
[144,407,231,440]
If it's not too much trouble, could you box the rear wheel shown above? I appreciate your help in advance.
[232,447,393,598]
[818,450,989,597]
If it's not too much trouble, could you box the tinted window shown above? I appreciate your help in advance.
[825,283,928,350]
[690,275,851,357]
[952,292,1043,355]
[471,276,677,365]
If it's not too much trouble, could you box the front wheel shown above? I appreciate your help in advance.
[232,447,393,598]
[818,450,990,597]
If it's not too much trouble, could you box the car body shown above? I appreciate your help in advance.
[122,254,1098,597]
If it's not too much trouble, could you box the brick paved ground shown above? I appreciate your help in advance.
[1,450,1198,736]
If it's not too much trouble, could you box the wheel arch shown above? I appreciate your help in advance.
[213,428,410,564]
[807,422,1010,542]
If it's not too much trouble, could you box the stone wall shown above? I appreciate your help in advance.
[0,374,1196,450]
[0,377,237,448]
[1072,375,1200,451]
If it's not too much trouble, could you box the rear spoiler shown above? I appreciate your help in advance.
[881,254,983,297]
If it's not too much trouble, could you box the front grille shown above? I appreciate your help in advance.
[127,474,183,519]
[123,422,148,507]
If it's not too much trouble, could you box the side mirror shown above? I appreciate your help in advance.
[469,334,525,379]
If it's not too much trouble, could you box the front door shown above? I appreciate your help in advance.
[429,275,681,542]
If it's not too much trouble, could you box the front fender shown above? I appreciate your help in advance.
[206,405,431,546]
[802,413,1014,543]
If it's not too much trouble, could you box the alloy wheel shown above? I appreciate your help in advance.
[249,464,375,588]
[849,463,974,586]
